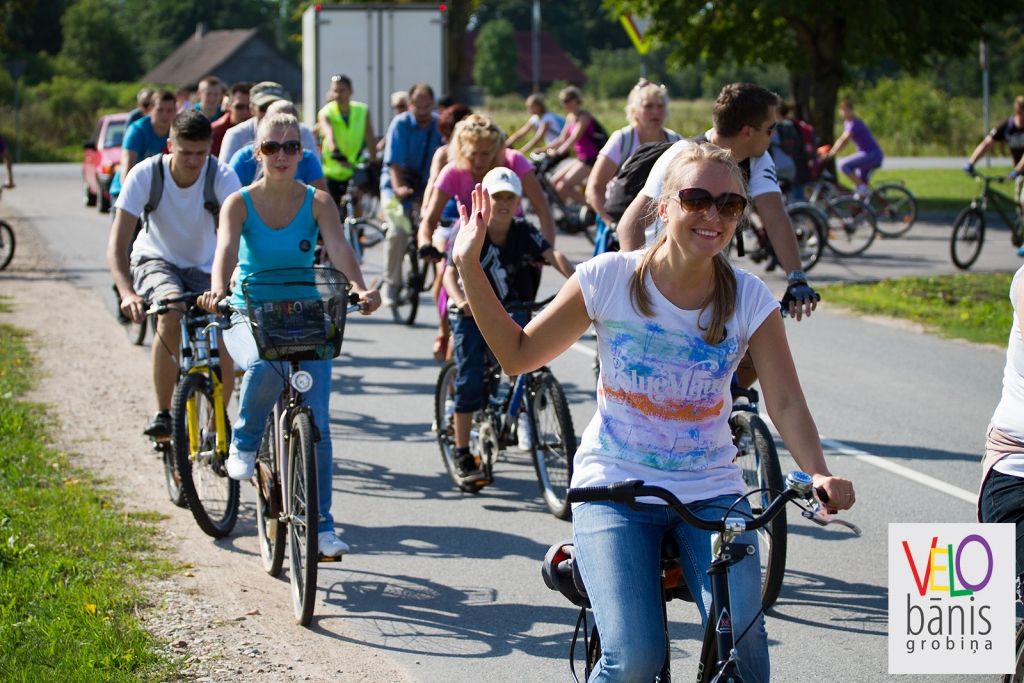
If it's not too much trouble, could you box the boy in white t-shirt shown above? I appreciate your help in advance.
[107,109,241,439]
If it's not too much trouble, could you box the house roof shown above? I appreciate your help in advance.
[143,28,259,86]
[463,30,585,86]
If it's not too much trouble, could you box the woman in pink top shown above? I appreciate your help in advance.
[545,86,601,207]
[416,114,554,359]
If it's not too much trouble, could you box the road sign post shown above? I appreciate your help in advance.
[619,13,652,78]
[3,59,27,164]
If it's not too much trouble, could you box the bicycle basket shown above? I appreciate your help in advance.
[241,267,351,362]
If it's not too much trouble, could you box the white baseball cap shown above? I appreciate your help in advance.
[481,167,522,198]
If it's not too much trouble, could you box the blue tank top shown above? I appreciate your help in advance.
[231,185,319,308]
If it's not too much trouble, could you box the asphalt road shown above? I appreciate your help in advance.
[2,163,1014,682]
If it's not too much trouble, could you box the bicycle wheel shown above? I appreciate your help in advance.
[287,411,318,626]
[786,204,825,272]
[172,372,239,538]
[390,244,420,326]
[950,207,986,270]
[824,196,877,257]
[730,411,786,610]
[1003,618,1024,683]
[868,184,917,238]
[255,417,285,577]
[528,371,576,520]
[0,220,14,270]
[161,444,186,508]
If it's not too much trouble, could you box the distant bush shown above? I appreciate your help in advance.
[0,77,142,161]
[845,77,988,156]
[473,19,519,96]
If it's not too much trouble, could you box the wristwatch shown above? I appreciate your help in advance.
[786,270,807,284]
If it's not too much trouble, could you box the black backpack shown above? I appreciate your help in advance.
[142,154,220,232]
[587,112,609,150]
[602,140,675,220]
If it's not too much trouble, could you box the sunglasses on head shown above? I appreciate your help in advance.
[259,140,302,156]
[675,188,748,220]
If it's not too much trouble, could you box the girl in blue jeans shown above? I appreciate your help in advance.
[199,112,380,558]
[451,143,855,682]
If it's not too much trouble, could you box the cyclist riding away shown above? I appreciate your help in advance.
[443,167,574,485]
[107,109,242,439]
[617,82,819,321]
[452,143,854,682]
[317,74,377,210]
[198,112,381,558]
[823,99,883,196]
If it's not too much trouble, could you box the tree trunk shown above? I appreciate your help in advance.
[786,14,846,147]
[444,0,474,100]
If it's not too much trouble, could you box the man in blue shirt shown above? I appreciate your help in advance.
[381,83,442,305]
[110,90,176,199]
[228,100,326,191]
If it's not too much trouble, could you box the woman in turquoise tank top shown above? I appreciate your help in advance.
[199,112,381,558]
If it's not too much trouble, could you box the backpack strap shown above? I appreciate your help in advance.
[617,125,634,163]
[202,155,220,230]
[142,154,165,233]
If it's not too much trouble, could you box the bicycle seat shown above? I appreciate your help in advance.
[660,536,694,603]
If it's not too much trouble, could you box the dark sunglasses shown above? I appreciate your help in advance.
[232,103,250,110]
[259,140,302,156]
[675,188,748,220]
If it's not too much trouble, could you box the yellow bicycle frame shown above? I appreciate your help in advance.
[185,367,229,460]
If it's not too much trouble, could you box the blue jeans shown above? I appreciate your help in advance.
[450,309,529,413]
[223,314,335,533]
[572,497,769,683]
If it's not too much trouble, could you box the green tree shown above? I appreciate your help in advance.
[607,0,1019,139]
[58,0,139,81]
[473,18,518,95]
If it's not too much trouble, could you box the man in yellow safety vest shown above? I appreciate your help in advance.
[318,74,378,209]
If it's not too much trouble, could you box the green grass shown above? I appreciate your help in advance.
[0,298,177,681]
[823,273,1014,345]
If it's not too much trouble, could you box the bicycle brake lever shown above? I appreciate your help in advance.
[801,505,863,537]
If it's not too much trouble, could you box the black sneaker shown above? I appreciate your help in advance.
[143,411,172,439]
[455,453,488,485]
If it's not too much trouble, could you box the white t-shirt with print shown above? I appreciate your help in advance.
[636,130,781,245]
[992,264,1024,444]
[116,154,241,271]
[574,250,779,504]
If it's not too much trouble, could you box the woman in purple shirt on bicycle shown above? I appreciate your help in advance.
[825,99,883,195]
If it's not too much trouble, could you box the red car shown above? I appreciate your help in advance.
[83,112,128,213]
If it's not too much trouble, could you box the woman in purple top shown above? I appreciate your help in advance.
[545,86,602,207]
[825,99,883,194]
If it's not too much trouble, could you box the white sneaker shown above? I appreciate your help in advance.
[318,531,350,558]
[380,284,398,308]
[226,444,256,480]
[517,412,534,451]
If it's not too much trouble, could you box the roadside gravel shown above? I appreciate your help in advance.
[0,221,413,682]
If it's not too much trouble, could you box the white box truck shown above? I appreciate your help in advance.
[301,3,447,136]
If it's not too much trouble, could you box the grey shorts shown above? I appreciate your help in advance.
[131,257,211,306]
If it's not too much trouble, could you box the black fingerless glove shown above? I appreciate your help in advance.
[781,279,821,309]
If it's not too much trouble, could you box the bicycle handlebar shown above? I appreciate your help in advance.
[566,471,861,537]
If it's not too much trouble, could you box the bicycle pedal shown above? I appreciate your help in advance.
[318,553,344,563]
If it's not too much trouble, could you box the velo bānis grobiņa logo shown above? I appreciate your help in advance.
[888,523,1015,674]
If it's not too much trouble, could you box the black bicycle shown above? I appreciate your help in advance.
[731,201,825,273]
[951,172,1024,270]
[543,473,861,682]
[433,296,577,519]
